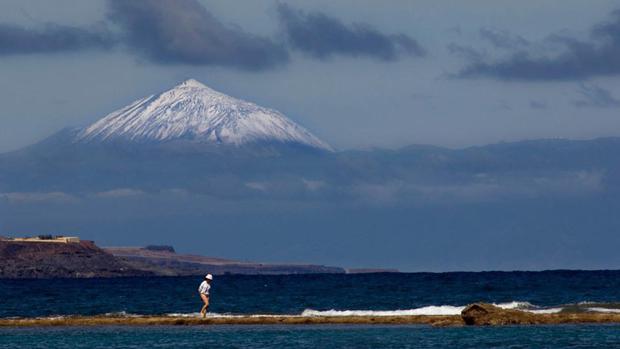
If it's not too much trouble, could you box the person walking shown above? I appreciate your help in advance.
[198,274,213,318]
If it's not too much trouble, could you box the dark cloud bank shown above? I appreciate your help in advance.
[0,23,113,55]
[0,0,423,70]
[457,9,620,81]
[107,0,289,70]
[276,3,424,61]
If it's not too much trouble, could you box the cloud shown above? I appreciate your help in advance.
[106,0,289,70]
[276,3,424,61]
[479,27,529,50]
[302,179,325,191]
[349,170,604,205]
[0,192,79,204]
[93,188,145,198]
[0,23,114,55]
[245,182,268,192]
[455,9,620,80]
[573,83,620,108]
[447,43,484,61]
[529,100,548,110]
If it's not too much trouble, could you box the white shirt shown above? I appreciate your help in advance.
[198,281,211,295]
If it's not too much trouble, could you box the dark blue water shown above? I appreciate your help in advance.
[2,270,620,317]
[3,325,620,348]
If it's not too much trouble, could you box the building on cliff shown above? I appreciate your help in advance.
[4,235,80,244]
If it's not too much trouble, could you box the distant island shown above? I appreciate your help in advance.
[0,235,394,279]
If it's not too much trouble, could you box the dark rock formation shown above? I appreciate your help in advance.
[0,240,150,279]
[460,302,620,326]
[144,245,175,253]
[461,303,539,325]
[346,268,400,274]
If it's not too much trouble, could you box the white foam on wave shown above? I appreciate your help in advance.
[128,301,566,318]
[587,307,620,314]
[492,301,563,314]
[42,316,66,320]
[164,312,301,318]
[525,308,563,314]
[300,302,564,317]
[165,312,205,318]
[301,305,466,317]
[493,301,535,310]
[165,312,256,318]
[166,305,469,318]
[74,300,568,319]
[574,301,620,313]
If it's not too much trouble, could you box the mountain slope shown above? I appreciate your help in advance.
[76,79,332,151]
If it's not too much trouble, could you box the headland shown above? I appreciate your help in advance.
[0,235,347,278]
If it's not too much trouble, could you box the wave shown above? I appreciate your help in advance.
[166,312,207,318]
[492,301,534,310]
[587,307,620,314]
[492,301,563,314]
[576,301,620,314]
[160,304,535,318]
[26,301,620,319]
[301,305,466,317]
[525,308,564,314]
[300,301,566,317]
[164,312,290,318]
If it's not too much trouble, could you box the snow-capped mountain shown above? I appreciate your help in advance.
[76,79,332,151]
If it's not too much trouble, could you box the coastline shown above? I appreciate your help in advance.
[0,240,347,279]
[3,304,620,328]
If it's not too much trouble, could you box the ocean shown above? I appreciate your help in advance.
[2,270,620,348]
[3,325,620,348]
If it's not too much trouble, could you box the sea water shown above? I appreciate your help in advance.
[3,325,620,348]
[2,270,620,348]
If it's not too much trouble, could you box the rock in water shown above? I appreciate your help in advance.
[461,303,538,326]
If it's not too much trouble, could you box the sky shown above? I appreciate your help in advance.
[1,0,620,153]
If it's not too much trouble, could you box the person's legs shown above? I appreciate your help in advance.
[200,293,209,317]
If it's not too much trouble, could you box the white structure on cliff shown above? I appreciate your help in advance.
[4,235,80,243]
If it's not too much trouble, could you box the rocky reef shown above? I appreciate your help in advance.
[3,303,620,327]
[460,303,620,326]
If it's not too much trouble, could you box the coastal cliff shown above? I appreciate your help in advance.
[0,240,149,278]
[105,246,346,275]
[0,241,345,278]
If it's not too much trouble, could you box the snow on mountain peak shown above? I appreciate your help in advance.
[179,78,206,88]
[76,79,332,151]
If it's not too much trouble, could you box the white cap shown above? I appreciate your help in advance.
[205,274,213,280]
